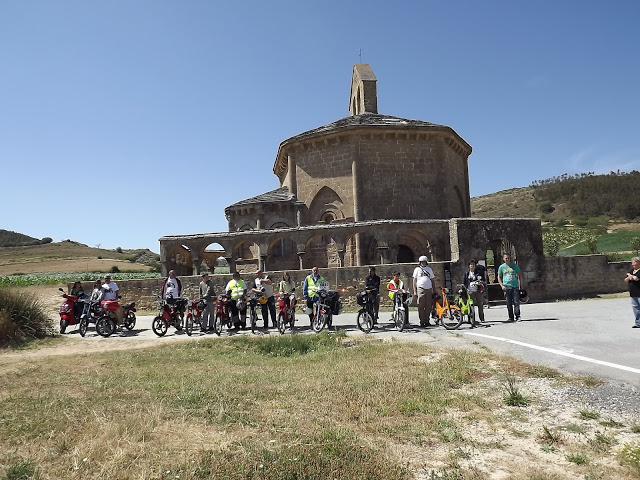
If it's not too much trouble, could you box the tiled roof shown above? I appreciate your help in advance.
[281,113,444,144]
[226,187,296,209]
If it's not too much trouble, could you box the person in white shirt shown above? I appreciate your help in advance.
[412,256,436,327]
[253,269,276,329]
[102,275,119,300]
[162,270,182,301]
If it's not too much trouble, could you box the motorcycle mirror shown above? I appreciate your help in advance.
[58,288,64,292]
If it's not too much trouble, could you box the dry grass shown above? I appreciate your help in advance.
[0,335,639,479]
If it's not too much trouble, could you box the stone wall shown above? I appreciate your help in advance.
[82,255,631,312]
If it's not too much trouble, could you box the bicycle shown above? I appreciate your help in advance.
[247,292,267,333]
[391,289,412,332]
[454,284,478,328]
[356,287,377,333]
[431,287,462,330]
[276,293,295,334]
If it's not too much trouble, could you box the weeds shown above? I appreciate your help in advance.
[0,287,55,346]
[619,442,640,471]
[579,409,600,420]
[588,430,617,453]
[566,452,590,465]
[539,425,563,446]
[502,373,529,406]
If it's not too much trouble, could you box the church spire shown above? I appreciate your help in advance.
[349,64,378,116]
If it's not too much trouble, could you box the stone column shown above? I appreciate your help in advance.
[191,256,201,276]
[225,256,236,273]
[287,154,297,197]
[351,136,362,266]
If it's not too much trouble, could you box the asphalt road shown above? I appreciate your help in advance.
[77,296,640,387]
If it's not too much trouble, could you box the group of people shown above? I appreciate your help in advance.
[67,274,122,322]
[154,252,527,332]
[159,269,299,332]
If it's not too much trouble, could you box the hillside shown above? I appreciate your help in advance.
[0,240,160,275]
[472,171,640,221]
[0,229,49,247]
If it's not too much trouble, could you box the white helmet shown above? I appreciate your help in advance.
[419,255,428,263]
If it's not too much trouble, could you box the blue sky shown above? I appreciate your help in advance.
[2,1,638,252]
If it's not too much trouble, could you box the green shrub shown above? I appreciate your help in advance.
[115,246,123,253]
[0,288,55,346]
[606,252,622,262]
[539,200,554,214]
[572,216,588,227]
[630,237,640,255]
[110,266,120,273]
[585,234,598,254]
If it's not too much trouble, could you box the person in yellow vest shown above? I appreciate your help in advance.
[387,271,410,324]
[302,266,325,324]
[225,271,247,329]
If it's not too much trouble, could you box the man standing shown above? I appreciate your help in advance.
[161,270,182,300]
[624,257,640,328]
[413,256,436,327]
[199,272,216,332]
[302,266,325,324]
[365,266,381,322]
[498,253,524,322]
[253,269,276,329]
[226,271,247,329]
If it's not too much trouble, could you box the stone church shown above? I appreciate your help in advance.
[160,65,543,290]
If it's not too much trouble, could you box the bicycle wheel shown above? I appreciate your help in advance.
[186,313,194,336]
[441,307,463,330]
[151,316,168,337]
[79,317,88,337]
[312,311,326,333]
[394,309,405,332]
[277,312,286,334]
[96,316,115,337]
[124,311,136,330]
[357,310,373,333]
[214,314,223,336]
[250,308,257,334]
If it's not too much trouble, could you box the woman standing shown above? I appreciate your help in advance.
[279,272,297,310]
[462,259,485,323]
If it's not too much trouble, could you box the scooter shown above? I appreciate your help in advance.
[151,293,187,337]
[58,288,84,334]
[95,296,137,338]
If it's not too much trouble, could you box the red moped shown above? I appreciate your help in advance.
[95,297,137,338]
[276,293,295,334]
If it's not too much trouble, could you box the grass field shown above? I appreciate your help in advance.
[560,230,640,256]
[1,334,639,479]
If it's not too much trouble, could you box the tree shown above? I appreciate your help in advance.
[630,237,640,256]
[585,234,598,254]
[546,237,560,257]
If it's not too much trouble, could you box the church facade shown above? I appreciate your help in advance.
[160,65,543,291]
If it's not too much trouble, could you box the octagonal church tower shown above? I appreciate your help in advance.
[268,64,472,226]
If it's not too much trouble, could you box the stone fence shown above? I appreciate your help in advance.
[68,255,631,312]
